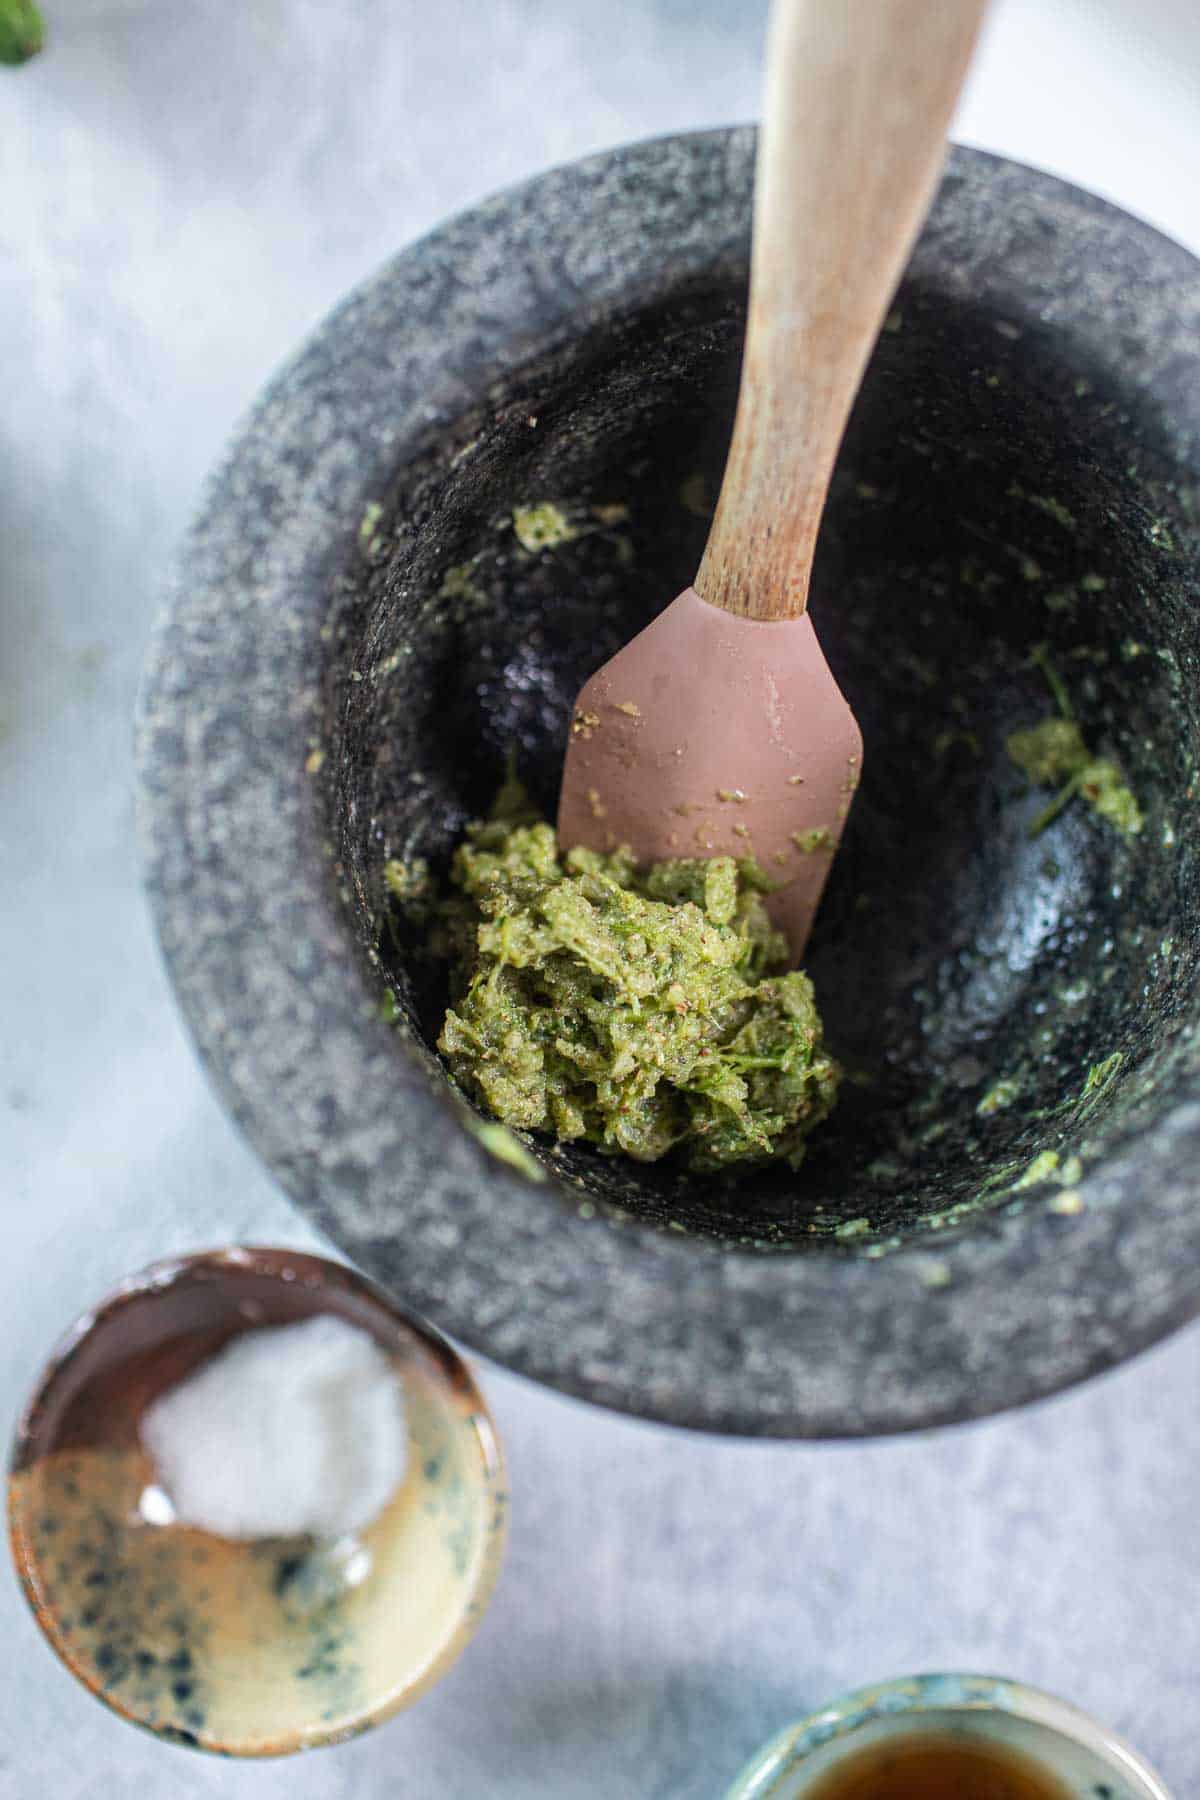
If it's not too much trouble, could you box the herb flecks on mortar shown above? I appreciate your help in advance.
[1006,645,1142,838]
[430,787,841,1171]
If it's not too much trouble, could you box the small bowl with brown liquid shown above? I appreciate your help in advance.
[725,1673,1171,1800]
[7,1247,508,1756]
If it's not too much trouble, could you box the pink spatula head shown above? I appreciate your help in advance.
[557,590,861,954]
[557,0,986,956]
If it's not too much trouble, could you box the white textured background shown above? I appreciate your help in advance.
[3,2,1199,1794]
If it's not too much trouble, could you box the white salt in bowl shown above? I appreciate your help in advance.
[7,1247,508,1756]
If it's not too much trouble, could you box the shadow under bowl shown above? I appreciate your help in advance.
[137,130,1200,1437]
[8,1249,507,1755]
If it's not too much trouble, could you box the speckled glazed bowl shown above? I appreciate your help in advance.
[138,130,1200,1437]
[724,1674,1171,1798]
[8,1249,507,1755]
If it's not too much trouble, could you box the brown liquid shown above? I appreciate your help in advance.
[804,1732,1073,1800]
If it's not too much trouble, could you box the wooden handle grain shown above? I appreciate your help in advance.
[695,0,988,621]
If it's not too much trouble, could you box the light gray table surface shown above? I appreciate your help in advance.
[4,2,1199,1794]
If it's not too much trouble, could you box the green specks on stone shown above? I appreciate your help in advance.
[378,988,401,1025]
[977,1077,1019,1117]
[1007,650,1142,839]
[1036,493,1079,525]
[1049,1189,1085,1216]
[1079,572,1107,592]
[1080,762,1143,837]
[1012,1149,1060,1191]
[1009,715,1085,783]
[1007,484,1077,532]
[924,1196,995,1230]
[1080,1052,1123,1110]
[835,1216,871,1239]
[384,857,431,907]
[438,560,483,604]
[472,1119,546,1183]
[358,501,384,553]
[1058,1154,1084,1187]
[512,502,577,552]
[1030,643,1073,718]
[974,1159,1023,1195]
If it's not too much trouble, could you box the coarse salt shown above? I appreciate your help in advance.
[139,1315,407,1541]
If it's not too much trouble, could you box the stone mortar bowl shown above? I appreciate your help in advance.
[138,130,1200,1438]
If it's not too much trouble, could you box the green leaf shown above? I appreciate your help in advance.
[0,0,44,64]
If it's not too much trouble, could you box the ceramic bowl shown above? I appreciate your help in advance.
[725,1673,1172,1799]
[138,130,1200,1437]
[8,1248,507,1755]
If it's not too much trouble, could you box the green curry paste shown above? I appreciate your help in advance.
[435,799,841,1171]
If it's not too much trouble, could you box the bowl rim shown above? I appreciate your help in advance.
[136,126,1200,1439]
[7,1247,508,1755]
[722,1671,1172,1798]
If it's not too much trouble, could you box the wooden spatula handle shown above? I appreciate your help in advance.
[695,0,988,622]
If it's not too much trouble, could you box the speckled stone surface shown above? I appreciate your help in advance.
[138,130,1200,1438]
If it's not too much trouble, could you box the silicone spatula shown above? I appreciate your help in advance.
[558,0,987,956]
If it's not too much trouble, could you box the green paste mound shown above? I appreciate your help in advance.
[435,801,841,1172]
